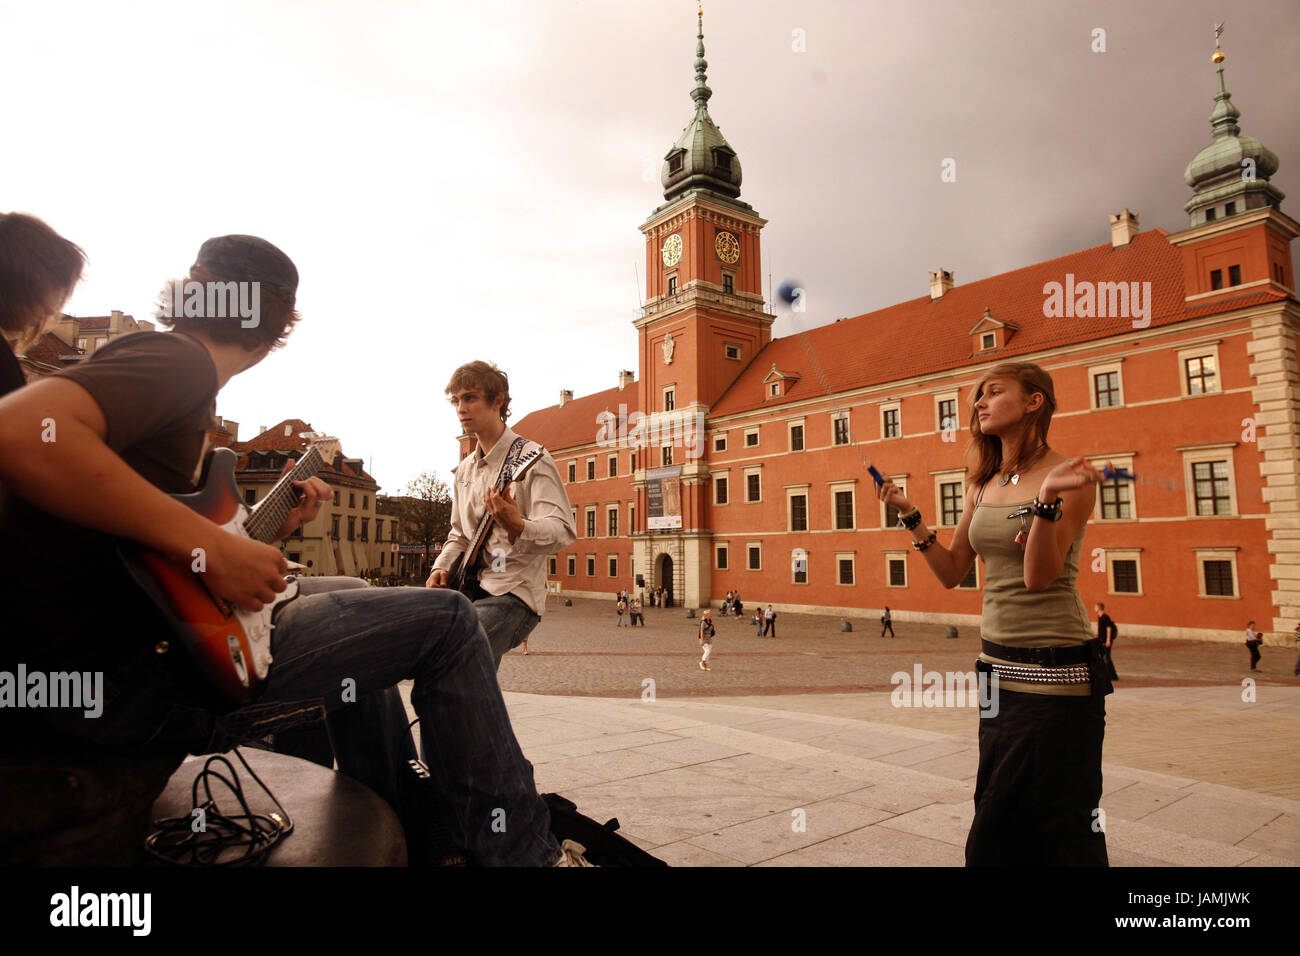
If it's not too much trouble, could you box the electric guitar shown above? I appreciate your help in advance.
[118,443,324,705]
[446,438,545,597]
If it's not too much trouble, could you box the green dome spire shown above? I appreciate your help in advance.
[661,6,743,202]
[1183,32,1284,227]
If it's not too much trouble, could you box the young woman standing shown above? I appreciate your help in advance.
[875,362,1112,866]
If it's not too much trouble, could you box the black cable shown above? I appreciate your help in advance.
[144,747,295,866]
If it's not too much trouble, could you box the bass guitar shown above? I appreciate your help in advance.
[118,442,324,705]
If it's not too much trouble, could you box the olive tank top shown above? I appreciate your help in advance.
[968,480,1094,695]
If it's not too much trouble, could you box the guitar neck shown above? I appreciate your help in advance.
[245,446,324,543]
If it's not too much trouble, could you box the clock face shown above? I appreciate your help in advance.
[661,233,683,267]
[715,231,740,264]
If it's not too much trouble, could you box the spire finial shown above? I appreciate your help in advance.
[1206,22,1240,140]
[1212,21,1225,63]
[691,4,712,113]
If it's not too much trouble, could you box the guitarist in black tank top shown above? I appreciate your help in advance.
[427,361,576,669]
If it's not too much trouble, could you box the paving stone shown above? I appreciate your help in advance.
[875,802,974,847]
[907,748,979,781]
[1105,819,1257,866]
[1236,812,1300,862]
[1100,782,1193,821]
[531,763,606,793]
[627,736,749,767]
[756,823,966,866]
[685,753,869,802]
[539,748,683,784]
[546,729,682,758]
[873,740,973,769]
[1139,794,1284,845]
[684,798,894,864]
[650,839,747,867]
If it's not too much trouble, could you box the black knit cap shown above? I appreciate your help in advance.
[191,235,298,304]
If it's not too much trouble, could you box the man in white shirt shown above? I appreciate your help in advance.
[428,361,576,669]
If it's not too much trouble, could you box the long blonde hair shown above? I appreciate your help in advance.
[966,362,1056,490]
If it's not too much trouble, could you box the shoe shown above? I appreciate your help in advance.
[699,660,706,669]
[553,839,595,867]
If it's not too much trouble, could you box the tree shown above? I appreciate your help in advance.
[396,471,453,577]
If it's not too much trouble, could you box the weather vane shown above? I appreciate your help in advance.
[1213,22,1225,63]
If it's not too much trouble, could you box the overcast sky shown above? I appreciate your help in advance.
[4,0,1297,492]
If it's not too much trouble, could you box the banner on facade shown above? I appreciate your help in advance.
[647,465,683,530]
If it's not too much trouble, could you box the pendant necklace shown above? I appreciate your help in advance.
[996,472,1020,487]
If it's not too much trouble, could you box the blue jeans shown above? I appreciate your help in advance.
[259,585,560,866]
[472,592,541,670]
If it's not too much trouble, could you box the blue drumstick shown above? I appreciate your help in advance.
[867,464,885,487]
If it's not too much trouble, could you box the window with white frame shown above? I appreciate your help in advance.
[1086,455,1136,520]
[836,553,856,586]
[830,481,856,530]
[1195,548,1239,598]
[885,551,907,587]
[607,504,619,537]
[1177,345,1221,396]
[745,467,762,503]
[716,543,729,570]
[608,555,618,577]
[1088,362,1124,409]
[744,428,759,447]
[585,507,597,538]
[1103,548,1143,594]
[586,555,595,577]
[661,444,674,467]
[746,542,761,571]
[788,419,805,452]
[938,480,963,526]
[792,549,808,584]
[724,343,741,361]
[832,412,850,446]
[568,461,576,483]
[663,386,676,412]
[567,554,576,576]
[935,393,959,436]
[881,403,900,439]
[713,472,729,505]
[1180,444,1237,516]
[787,485,810,532]
[586,458,595,480]
[714,433,727,453]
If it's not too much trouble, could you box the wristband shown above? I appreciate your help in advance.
[899,507,922,531]
[912,532,937,552]
[1032,496,1064,522]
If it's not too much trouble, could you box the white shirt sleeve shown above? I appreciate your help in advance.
[511,451,577,556]
[433,466,471,573]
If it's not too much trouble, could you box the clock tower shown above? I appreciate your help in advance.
[633,7,775,607]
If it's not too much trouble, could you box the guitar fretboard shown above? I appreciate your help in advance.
[245,446,325,543]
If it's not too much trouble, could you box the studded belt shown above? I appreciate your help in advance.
[986,662,1092,685]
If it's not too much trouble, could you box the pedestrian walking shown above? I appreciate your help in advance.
[1293,623,1300,678]
[1095,602,1119,681]
[763,605,777,638]
[699,609,715,670]
[723,589,733,614]
[753,611,763,636]
[881,606,895,638]
[733,593,743,618]
[630,597,643,626]
[1246,620,1263,670]
[876,362,1113,866]
[616,598,628,627]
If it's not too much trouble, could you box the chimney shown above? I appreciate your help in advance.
[1110,208,1139,248]
[929,269,954,300]
[559,389,573,407]
[618,370,634,391]
[223,419,240,442]
[259,425,267,435]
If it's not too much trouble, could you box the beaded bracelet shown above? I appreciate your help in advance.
[912,532,937,552]
[898,507,922,531]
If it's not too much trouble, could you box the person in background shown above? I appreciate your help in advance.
[1095,602,1119,681]
[629,596,643,627]
[616,596,628,627]
[0,212,87,398]
[698,609,715,671]
[881,606,895,638]
[1245,620,1263,671]
[763,604,777,638]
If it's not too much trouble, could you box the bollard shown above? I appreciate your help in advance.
[945,626,959,639]
[685,608,696,619]
[564,599,572,607]
[841,619,853,632]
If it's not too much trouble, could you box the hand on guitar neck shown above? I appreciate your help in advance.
[269,458,331,541]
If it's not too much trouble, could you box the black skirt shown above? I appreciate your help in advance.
[965,688,1108,866]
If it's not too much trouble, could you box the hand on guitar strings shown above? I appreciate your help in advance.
[484,485,525,544]
[271,460,332,541]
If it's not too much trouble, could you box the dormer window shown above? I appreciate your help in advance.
[981,333,995,350]
[1206,207,1217,222]
[712,148,732,173]
[1225,201,1236,216]
[667,150,684,175]
[769,383,780,397]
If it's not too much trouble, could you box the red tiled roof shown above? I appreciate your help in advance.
[233,419,316,452]
[23,331,83,366]
[74,315,114,331]
[513,383,641,453]
[711,229,1196,416]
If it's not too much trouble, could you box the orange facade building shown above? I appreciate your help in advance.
[493,18,1299,641]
